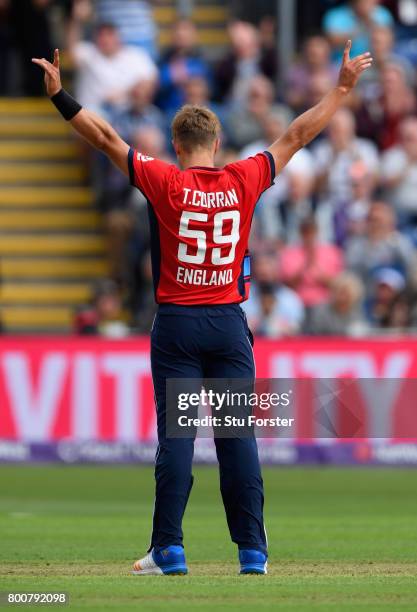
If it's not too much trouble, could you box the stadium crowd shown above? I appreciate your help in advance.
[2,0,417,337]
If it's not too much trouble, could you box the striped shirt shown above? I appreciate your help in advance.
[96,0,157,57]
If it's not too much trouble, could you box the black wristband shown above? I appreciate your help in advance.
[51,89,82,121]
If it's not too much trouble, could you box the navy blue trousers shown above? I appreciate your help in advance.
[149,304,267,555]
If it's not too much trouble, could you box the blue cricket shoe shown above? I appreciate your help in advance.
[239,549,268,575]
[132,545,188,576]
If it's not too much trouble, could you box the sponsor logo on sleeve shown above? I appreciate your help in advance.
[137,153,154,162]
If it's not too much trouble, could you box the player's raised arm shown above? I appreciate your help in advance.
[32,49,129,176]
[268,40,373,175]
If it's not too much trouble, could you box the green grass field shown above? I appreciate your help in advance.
[1,465,417,610]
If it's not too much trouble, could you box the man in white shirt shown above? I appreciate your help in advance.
[314,107,379,206]
[381,116,417,218]
[239,110,316,242]
[68,18,157,114]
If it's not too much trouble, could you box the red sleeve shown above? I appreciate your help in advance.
[225,151,275,202]
[128,148,176,204]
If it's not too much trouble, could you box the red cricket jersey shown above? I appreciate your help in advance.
[128,148,275,305]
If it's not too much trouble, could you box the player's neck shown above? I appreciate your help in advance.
[179,152,216,170]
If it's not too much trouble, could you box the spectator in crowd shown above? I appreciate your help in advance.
[95,78,165,283]
[279,217,344,311]
[366,267,408,327]
[122,125,174,314]
[314,107,380,217]
[168,76,227,137]
[105,124,169,285]
[333,160,374,246]
[358,25,415,100]
[304,72,339,116]
[389,0,417,47]
[307,272,368,336]
[182,76,213,107]
[356,62,417,149]
[257,162,316,246]
[287,35,338,112]
[239,107,290,159]
[323,0,394,60]
[68,7,157,113]
[227,75,290,149]
[94,0,157,58]
[242,253,305,338]
[108,78,165,139]
[157,19,210,112]
[242,110,315,244]
[255,151,317,244]
[101,177,135,286]
[276,167,317,245]
[388,289,415,330]
[215,20,276,106]
[370,22,411,71]
[381,116,417,234]
[74,279,129,337]
[132,125,170,162]
[346,200,416,283]
[258,14,277,55]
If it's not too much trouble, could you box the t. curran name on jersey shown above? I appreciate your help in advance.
[183,188,239,209]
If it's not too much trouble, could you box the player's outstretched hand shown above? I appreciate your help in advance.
[338,40,373,93]
[32,49,62,97]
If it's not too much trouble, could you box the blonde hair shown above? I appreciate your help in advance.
[332,272,364,305]
[172,104,221,152]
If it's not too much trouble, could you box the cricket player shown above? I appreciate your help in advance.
[33,40,372,576]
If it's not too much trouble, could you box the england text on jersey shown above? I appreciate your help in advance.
[177,266,233,287]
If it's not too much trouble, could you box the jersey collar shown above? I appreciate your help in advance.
[189,166,222,171]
